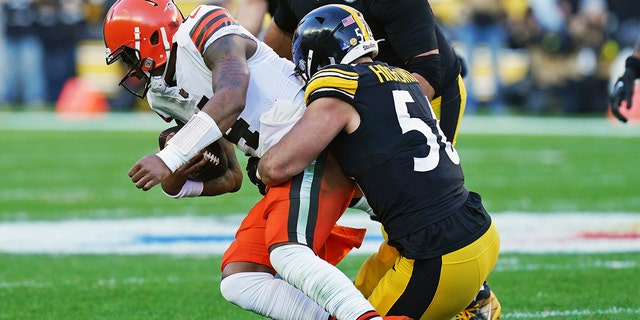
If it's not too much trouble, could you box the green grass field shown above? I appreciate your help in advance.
[1,113,639,319]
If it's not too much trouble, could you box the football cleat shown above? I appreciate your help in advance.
[456,281,501,320]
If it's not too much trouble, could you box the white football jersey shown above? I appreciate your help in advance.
[171,5,306,156]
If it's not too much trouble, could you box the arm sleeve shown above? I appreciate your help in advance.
[272,0,299,34]
[369,0,439,62]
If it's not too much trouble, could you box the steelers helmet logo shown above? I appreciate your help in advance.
[297,59,307,72]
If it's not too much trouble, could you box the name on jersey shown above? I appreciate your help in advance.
[368,65,418,84]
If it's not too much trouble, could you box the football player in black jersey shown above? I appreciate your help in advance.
[258,5,501,320]
[263,0,465,146]
[260,3,502,318]
[264,0,501,318]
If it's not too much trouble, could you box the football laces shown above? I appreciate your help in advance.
[203,150,221,166]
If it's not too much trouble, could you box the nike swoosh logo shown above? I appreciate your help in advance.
[189,6,202,18]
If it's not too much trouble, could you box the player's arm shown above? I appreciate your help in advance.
[262,19,293,60]
[375,0,443,99]
[234,0,269,36]
[262,1,296,60]
[161,137,242,197]
[201,139,243,196]
[258,97,359,185]
[200,34,254,133]
[610,35,640,122]
[131,35,255,190]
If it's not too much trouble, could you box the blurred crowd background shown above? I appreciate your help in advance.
[0,0,638,116]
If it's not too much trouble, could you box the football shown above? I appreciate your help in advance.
[158,125,228,181]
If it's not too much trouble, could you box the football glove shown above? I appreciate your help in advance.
[609,56,640,123]
[147,76,200,123]
[246,156,267,195]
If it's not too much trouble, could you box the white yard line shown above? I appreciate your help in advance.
[502,307,640,318]
[0,212,639,255]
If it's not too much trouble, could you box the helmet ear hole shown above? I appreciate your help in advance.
[150,30,159,46]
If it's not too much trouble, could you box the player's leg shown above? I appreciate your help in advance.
[220,198,332,320]
[432,75,466,147]
[368,222,500,320]
[354,232,398,298]
[266,151,401,320]
[431,77,504,318]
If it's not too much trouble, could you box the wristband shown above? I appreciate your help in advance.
[157,111,223,172]
[163,179,204,199]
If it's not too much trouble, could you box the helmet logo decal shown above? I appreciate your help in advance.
[143,58,154,69]
[349,38,358,46]
[297,59,307,73]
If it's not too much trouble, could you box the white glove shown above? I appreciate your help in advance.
[146,76,200,123]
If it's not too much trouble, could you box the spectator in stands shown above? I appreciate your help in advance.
[36,0,86,104]
[0,0,47,109]
[457,0,508,114]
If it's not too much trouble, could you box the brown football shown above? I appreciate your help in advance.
[158,125,228,181]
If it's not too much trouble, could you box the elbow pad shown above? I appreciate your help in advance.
[407,54,445,98]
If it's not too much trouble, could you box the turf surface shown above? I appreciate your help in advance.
[1,113,639,319]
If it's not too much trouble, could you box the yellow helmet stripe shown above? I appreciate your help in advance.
[335,4,371,41]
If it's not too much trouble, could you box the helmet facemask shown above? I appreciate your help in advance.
[107,45,154,98]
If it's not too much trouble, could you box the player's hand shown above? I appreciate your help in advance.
[610,56,640,123]
[609,72,635,123]
[128,154,172,191]
[245,156,267,195]
[161,150,208,196]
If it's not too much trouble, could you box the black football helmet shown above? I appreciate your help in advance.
[292,4,379,81]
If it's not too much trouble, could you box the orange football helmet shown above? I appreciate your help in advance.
[103,0,184,97]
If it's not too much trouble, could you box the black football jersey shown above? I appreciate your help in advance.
[305,62,468,241]
[273,0,461,88]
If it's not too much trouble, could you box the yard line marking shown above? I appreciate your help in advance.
[0,212,639,255]
[502,307,640,318]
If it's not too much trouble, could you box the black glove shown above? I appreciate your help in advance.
[246,156,267,195]
[609,56,640,123]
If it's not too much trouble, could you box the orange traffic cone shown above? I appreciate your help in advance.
[55,77,109,118]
